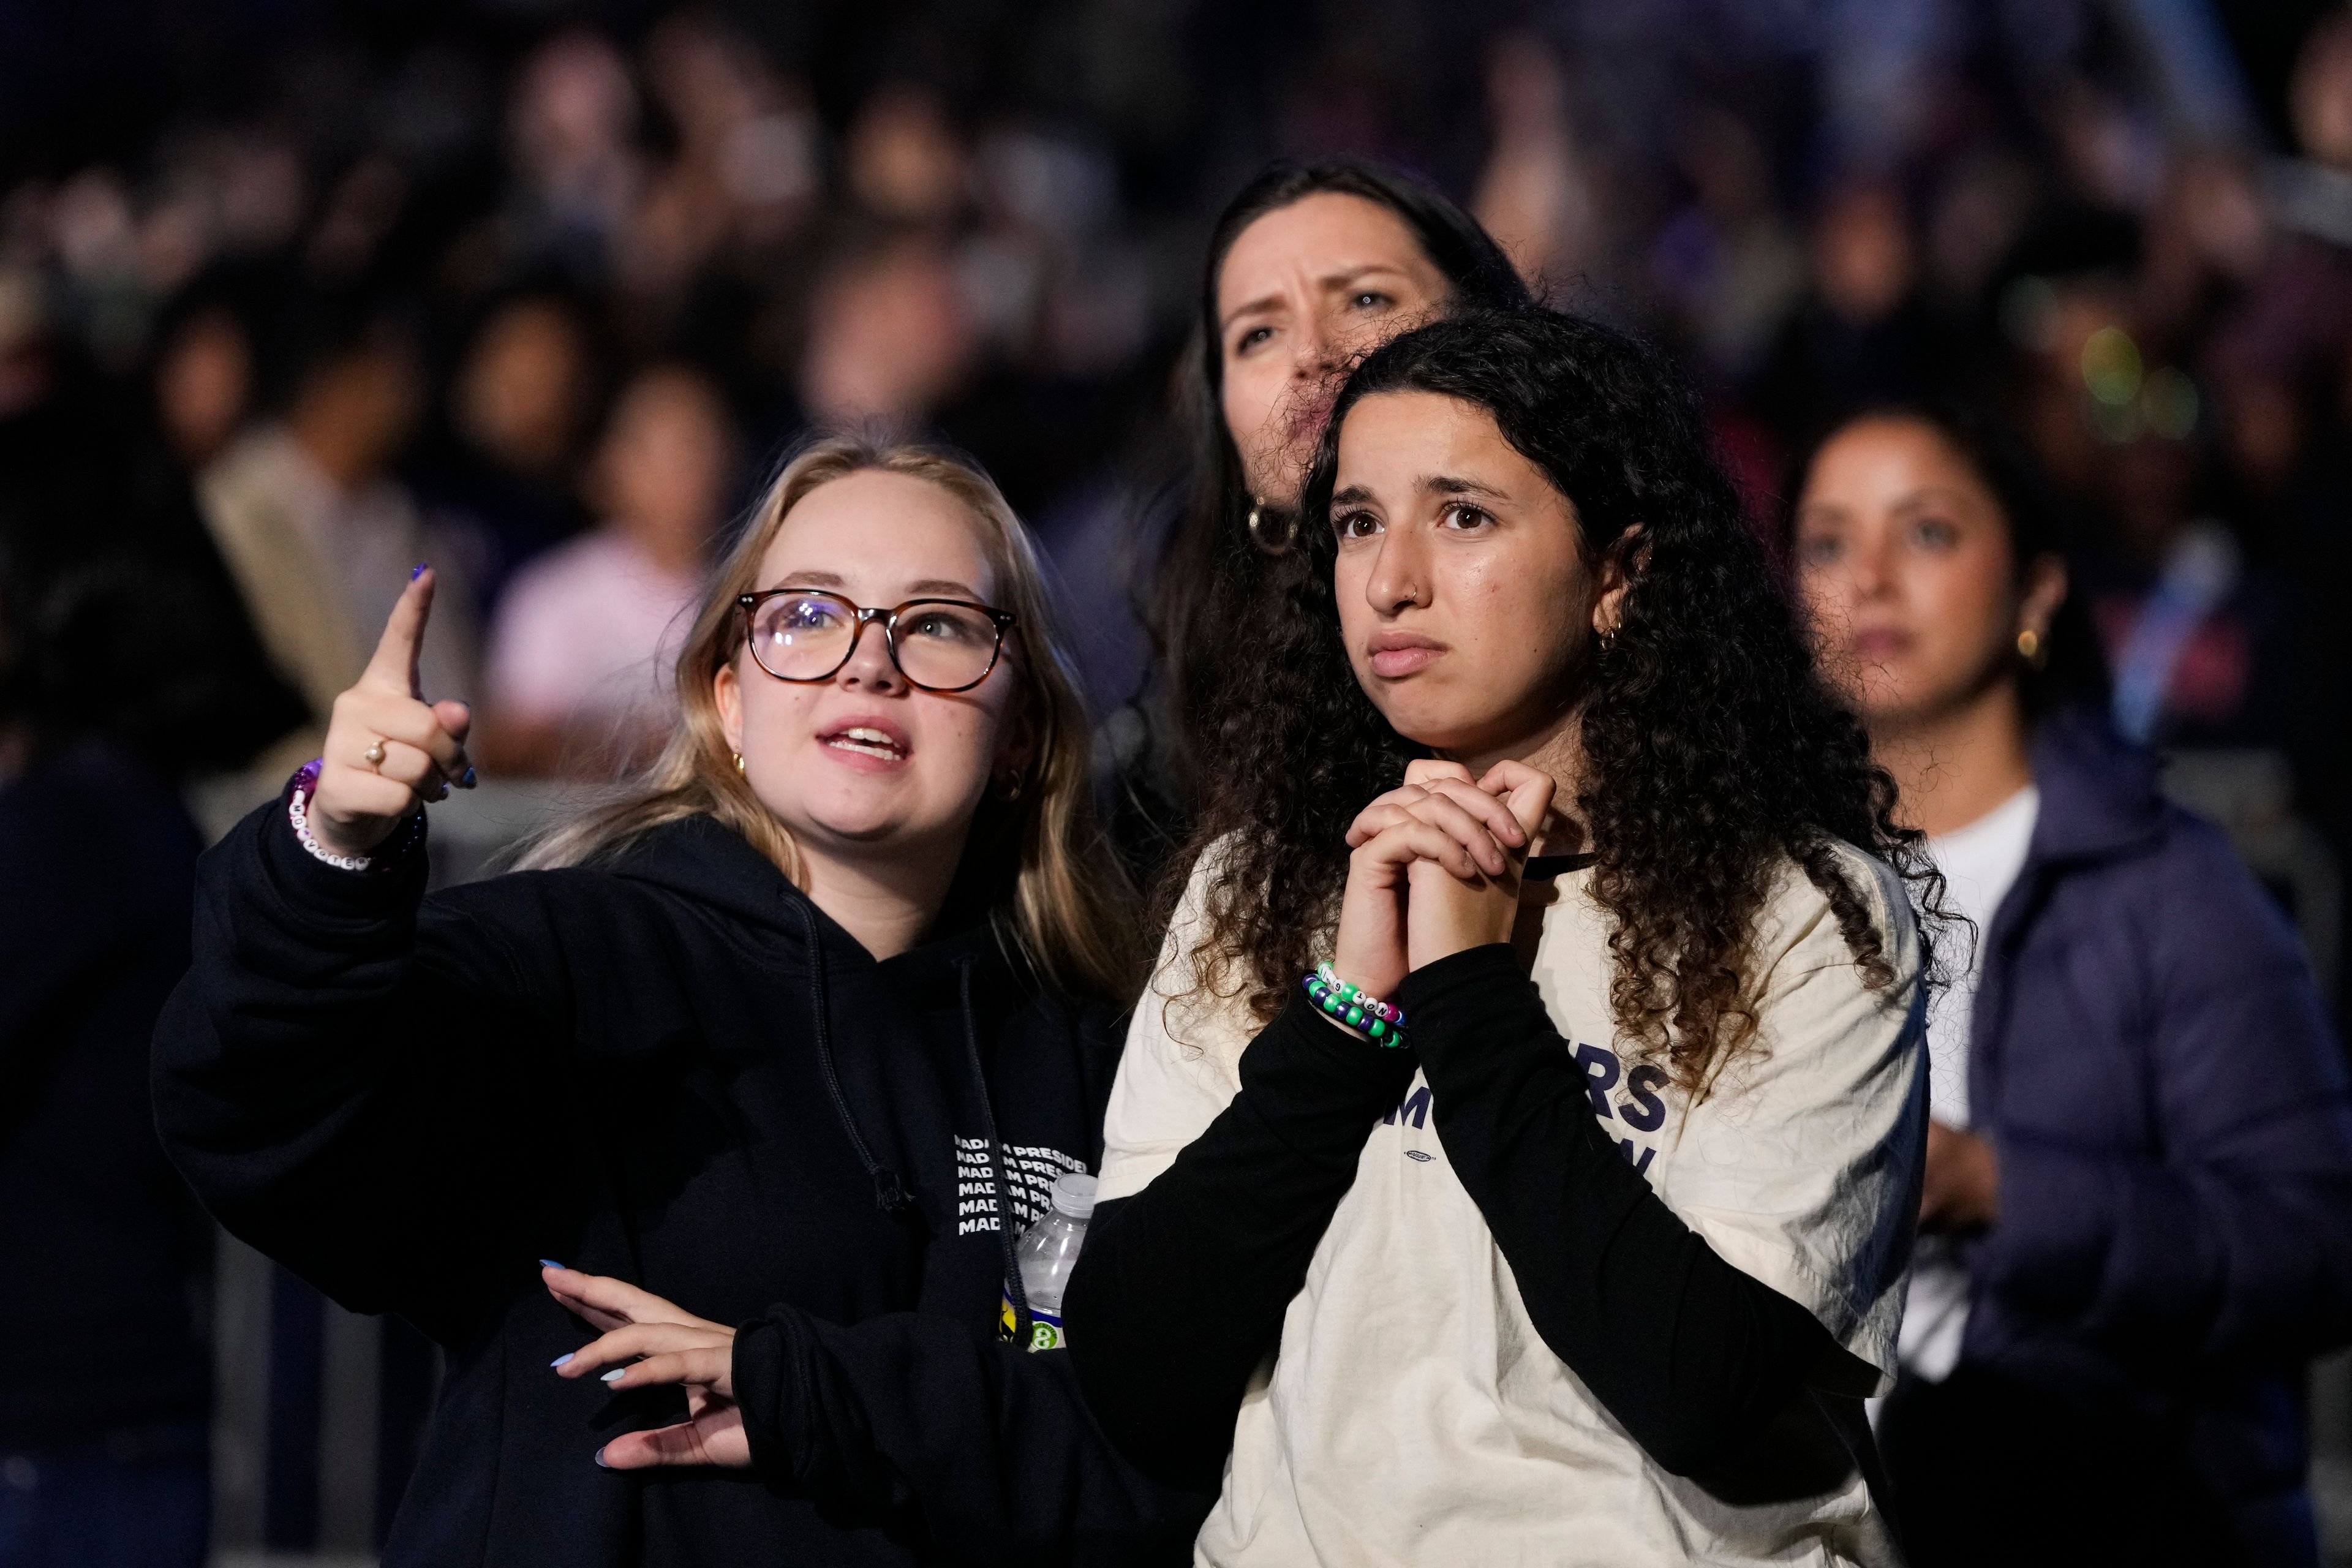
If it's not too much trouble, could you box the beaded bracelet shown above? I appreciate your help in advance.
[1303,969,1407,1047]
[1315,962,1406,1029]
[287,758,421,873]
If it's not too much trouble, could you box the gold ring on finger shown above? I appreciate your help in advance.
[364,741,386,767]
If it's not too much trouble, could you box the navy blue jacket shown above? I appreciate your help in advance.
[154,799,1206,1566]
[1961,714,2352,1545]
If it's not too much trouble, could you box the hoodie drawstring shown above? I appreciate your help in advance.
[959,957,1031,1341]
[791,899,912,1215]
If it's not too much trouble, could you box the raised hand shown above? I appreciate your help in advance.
[543,1265,749,1470]
[1333,759,1529,998]
[1402,760,1555,970]
[309,567,474,858]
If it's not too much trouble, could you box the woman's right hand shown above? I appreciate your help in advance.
[311,567,474,858]
[1332,760,1528,1000]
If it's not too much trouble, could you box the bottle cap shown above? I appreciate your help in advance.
[1050,1171,1098,1220]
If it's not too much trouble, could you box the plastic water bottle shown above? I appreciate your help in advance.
[1000,1172,1096,1352]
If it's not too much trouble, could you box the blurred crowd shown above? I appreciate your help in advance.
[2,2,2348,788]
[2,0,2352,1556]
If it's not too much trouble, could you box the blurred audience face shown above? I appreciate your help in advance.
[2291,12,2352,169]
[154,307,252,466]
[799,240,976,429]
[714,469,1024,863]
[1812,182,1914,327]
[288,333,422,490]
[1793,417,2065,734]
[846,85,967,224]
[1216,192,1449,508]
[458,297,587,477]
[512,30,638,190]
[0,270,47,419]
[594,364,732,571]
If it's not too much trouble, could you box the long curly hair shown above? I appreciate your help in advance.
[1170,308,1939,1096]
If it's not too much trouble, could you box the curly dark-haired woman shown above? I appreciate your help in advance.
[1064,307,1936,1565]
[1112,159,1529,864]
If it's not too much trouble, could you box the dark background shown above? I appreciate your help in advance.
[2,0,2348,1558]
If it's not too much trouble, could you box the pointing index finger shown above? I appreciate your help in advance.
[363,566,435,698]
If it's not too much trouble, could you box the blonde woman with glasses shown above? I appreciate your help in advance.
[156,437,1209,1567]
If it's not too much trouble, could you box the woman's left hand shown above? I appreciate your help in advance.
[1403,761,1555,969]
[545,1265,749,1469]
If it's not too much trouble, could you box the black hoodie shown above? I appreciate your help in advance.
[153,795,1209,1566]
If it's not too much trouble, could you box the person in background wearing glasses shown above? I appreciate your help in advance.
[153,437,1213,1567]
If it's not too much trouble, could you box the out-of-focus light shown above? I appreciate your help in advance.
[2090,399,2143,443]
[1999,276,2058,351]
[2082,325,2143,407]
[2144,366,2198,440]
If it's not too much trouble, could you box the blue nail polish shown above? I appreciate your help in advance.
[551,1354,573,1368]
[594,1447,609,1469]
[459,766,478,790]
[600,1369,625,1385]
[539,1259,564,1270]
[411,562,429,581]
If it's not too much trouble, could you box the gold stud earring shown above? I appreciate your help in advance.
[732,752,747,774]
[2016,628,2041,662]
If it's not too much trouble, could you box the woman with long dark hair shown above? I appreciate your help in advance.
[1065,308,1935,1563]
[1790,406,2352,1567]
[1117,159,1529,858]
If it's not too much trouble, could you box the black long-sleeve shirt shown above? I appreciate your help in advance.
[1065,944,1849,1491]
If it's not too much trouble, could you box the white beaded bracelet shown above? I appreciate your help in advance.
[287,760,375,872]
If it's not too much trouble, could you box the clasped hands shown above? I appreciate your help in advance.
[1333,758,1558,1001]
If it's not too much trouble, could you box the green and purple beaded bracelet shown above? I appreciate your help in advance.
[1303,963,1408,1047]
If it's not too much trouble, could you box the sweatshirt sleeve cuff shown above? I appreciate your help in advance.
[1240,987,1421,1096]
[253,791,429,922]
[731,1309,813,1483]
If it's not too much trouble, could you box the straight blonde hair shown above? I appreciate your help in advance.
[518,434,1140,1000]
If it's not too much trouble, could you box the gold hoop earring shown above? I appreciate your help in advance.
[994,771,1025,802]
[2016,628,2041,662]
[732,752,747,774]
[1245,496,1294,555]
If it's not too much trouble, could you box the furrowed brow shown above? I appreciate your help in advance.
[1316,263,1408,292]
[1218,292,1283,332]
